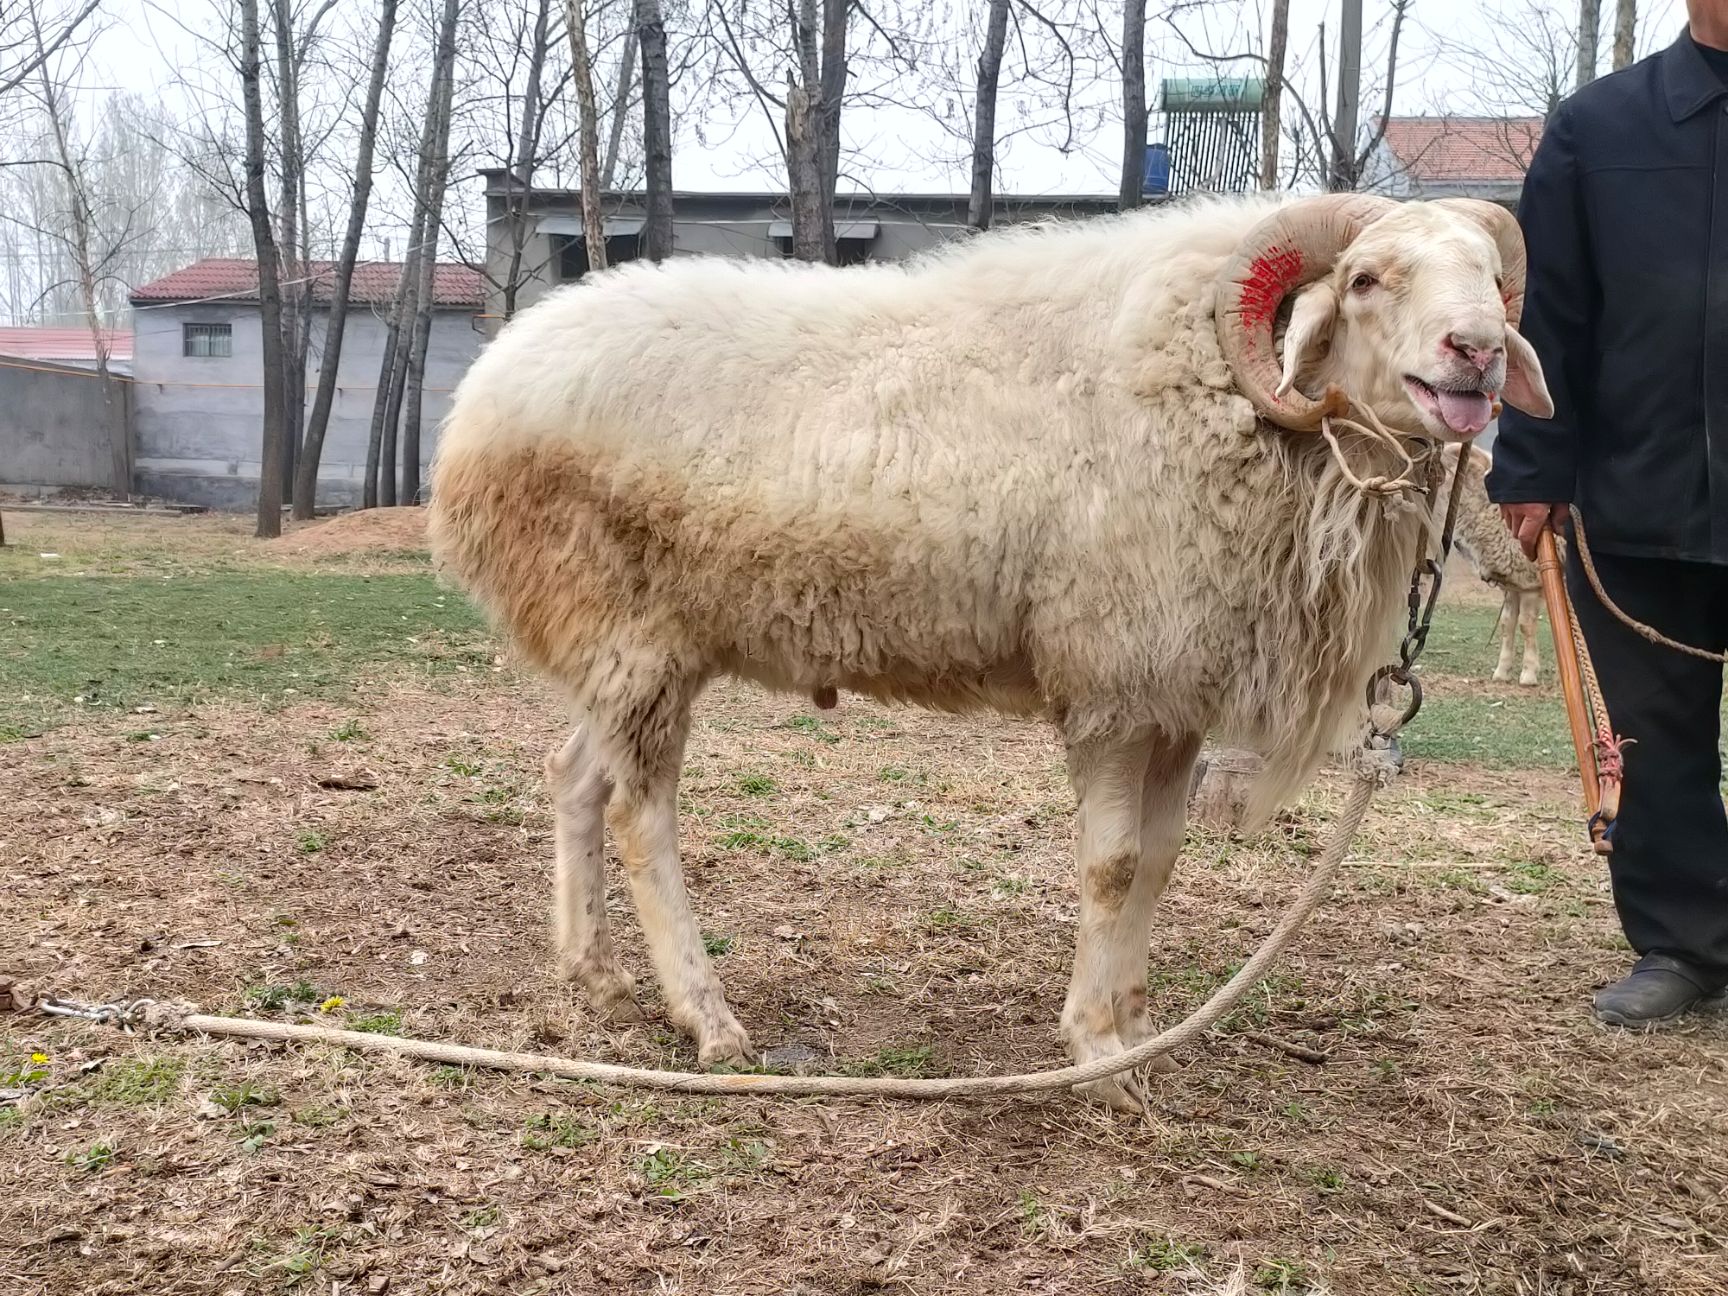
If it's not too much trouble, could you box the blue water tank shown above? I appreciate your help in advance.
[1143,143,1171,196]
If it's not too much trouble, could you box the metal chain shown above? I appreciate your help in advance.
[1367,447,1471,737]
[37,996,155,1032]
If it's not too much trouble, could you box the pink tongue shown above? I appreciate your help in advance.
[1436,388,1492,436]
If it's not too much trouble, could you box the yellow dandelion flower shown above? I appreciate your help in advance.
[318,995,345,1013]
[30,1052,49,1065]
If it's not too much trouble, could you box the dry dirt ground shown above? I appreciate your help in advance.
[2,511,1726,1296]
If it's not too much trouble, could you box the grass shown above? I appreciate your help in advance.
[520,1112,596,1151]
[83,1056,186,1106]
[0,570,489,736]
[346,1011,403,1036]
[840,1044,940,1078]
[1398,605,1568,768]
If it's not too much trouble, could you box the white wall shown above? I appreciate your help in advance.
[132,301,482,508]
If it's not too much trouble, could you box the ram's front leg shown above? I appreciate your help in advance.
[1061,730,1160,1112]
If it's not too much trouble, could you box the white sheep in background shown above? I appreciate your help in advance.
[429,193,1551,1111]
[1443,442,1544,686]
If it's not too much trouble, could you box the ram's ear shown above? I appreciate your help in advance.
[1501,325,1554,418]
[1275,282,1340,398]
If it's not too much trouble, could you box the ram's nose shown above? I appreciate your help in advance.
[1443,330,1505,374]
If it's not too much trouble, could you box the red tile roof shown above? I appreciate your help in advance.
[0,325,133,362]
[129,258,484,308]
[1378,116,1544,183]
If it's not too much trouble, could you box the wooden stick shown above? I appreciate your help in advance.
[1537,527,1600,819]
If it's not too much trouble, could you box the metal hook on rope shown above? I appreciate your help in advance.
[38,997,156,1032]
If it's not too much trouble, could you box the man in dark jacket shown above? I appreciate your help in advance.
[1492,3,1728,1025]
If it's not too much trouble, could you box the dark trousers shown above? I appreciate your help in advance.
[1566,543,1728,975]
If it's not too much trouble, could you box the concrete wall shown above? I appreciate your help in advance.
[0,353,128,489]
[482,188,1121,322]
[132,302,482,509]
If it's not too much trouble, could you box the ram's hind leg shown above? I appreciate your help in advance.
[598,658,752,1067]
[547,727,641,1020]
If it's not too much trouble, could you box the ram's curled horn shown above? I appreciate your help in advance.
[1434,197,1528,327]
[1214,194,1399,432]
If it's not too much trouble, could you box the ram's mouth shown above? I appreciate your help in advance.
[1404,375,1494,437]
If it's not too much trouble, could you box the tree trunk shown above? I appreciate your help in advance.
[398,0,460,507]
[294,0,397,519]
[500,0,551,324]
[815,0,848,261]
[635,0,673,260]
[566,0,608,271]
[1612,0,1636,71]
[1119,0,1147,210]
[362,278,408,510]
[1260,0,1290,190]
[600,24,638,189]
[271,0,304,506]
[1187,749,1266,834]
[967,0,1010,231]
[240,0,287,539]
[378,288,413,508]
[34,53,127,500]
[1328,0,1363,191]
[1577,0,1601,89]
[786,78,826,262]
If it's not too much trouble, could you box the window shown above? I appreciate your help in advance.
[769,220,879,266]
[557,234,642,280]
[183,322,232,358]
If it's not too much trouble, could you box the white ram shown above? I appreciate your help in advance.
[428,194,1551,1110]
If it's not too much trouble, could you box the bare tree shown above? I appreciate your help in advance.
[398,0,462,506]
[1432,0,1579,120]
[269,0,308,504]
[1119,0,1146,210]
[1612,0,1636,71]
[1324,0,1408,192]
[366,0,460,508]
[293,0,398,519]
[27,7,125,498]
[637,0,673,259]
[238,0,289,539]
[567,0,608,270]
[1577,0,1601,88]
[1260,0,1289,190]
[967,0,1011,231]
[600,19,637,188]
[0,0,98,105]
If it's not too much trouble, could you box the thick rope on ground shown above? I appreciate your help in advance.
[154,772,1382,1101]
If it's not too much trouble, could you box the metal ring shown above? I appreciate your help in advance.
[1367,665,1423,735]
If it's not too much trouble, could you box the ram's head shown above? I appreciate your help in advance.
[1216,195,1554,442]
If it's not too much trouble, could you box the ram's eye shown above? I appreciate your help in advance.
[1350,272,1378,293]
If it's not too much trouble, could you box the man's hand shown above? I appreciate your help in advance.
[1500,503,1568,560]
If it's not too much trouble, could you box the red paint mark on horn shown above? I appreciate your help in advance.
[1239,246,1304,331]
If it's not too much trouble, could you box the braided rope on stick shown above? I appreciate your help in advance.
[147,774,1382,1101]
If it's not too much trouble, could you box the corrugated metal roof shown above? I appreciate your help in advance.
[1378,116,1543,183]
[129,258,484,307]
[0,326,133,362]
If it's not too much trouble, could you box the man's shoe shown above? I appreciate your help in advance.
[1593,953,1728,1027]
